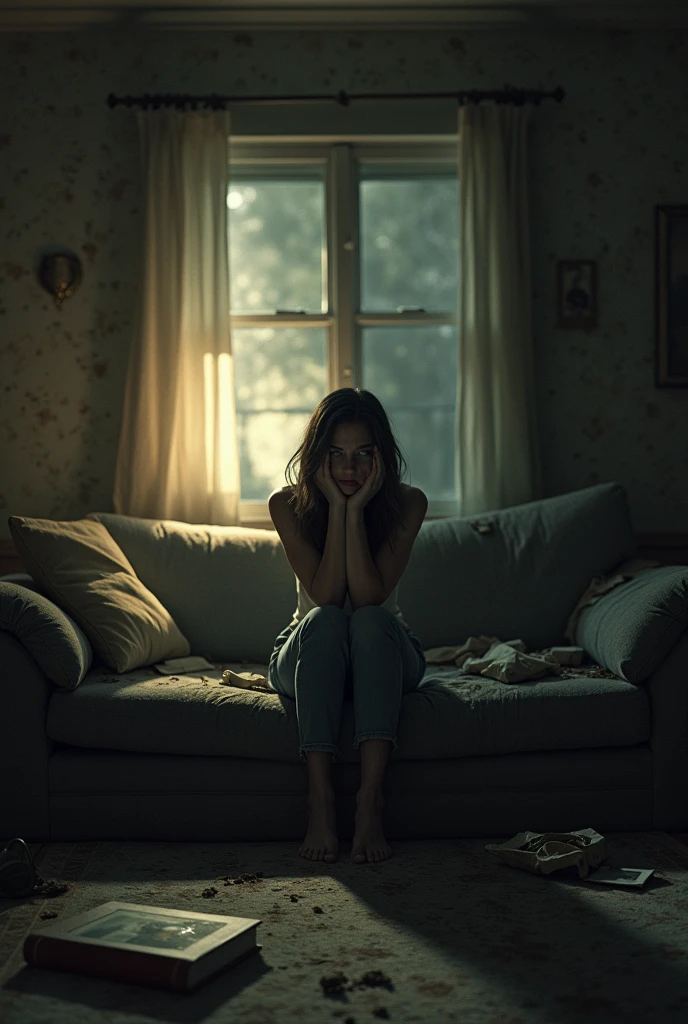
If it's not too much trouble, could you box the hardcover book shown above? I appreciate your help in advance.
[23,901,262,992]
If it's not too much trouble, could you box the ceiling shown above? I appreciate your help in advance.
[1,1,687,32]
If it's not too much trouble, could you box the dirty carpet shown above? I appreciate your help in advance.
[1,833,688,1023]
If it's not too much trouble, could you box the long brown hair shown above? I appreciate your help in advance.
[284,388,410,559]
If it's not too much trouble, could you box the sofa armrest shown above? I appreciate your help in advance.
[0,581,93,690]
[575,566,687,684]
[0,630,55,839]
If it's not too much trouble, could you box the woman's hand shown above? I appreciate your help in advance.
[346,446,385,513]
[315,454,348,507]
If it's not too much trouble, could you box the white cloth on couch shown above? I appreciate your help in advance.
[423,636,581,683]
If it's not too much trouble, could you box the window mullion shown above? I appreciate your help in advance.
[329,144,358,392]
[349,146,361,390]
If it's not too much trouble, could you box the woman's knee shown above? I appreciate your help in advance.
[302,604,348,634]
[349,605,396,639]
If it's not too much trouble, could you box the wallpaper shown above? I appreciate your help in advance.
[1,27,686,536]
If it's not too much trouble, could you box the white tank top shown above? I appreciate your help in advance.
[289,574,410,631]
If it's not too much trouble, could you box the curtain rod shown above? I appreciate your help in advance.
[106,85,565,110]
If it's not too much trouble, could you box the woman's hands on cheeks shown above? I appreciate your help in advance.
[315,454,348,507]
[345,446,385,513]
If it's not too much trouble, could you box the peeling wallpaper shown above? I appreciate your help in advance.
[1,28,687,538]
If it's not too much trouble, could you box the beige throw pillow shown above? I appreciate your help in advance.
[8,516,190,673]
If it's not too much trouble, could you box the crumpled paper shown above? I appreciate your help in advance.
[485,828,608,878]
[221,669,272,691]
[423,636,585,683]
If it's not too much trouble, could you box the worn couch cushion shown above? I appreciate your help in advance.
[0,581,93,690]
[8,516,190,673]
[46,661,650,763]
[400,481,637,651]
[576,566,688,684]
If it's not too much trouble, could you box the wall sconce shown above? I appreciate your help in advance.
[38,253,82,310]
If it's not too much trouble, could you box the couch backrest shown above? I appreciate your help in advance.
[400,481,636,651]
[88,480,636,661]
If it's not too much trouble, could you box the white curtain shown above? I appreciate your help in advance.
[456,102,543,515]
[113,109,241,525]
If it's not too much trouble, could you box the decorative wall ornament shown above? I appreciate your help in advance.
[556,259,597,330]
[656,205,688,387]
[38,253,82,310]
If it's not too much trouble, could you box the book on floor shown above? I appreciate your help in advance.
[23,901,262,992]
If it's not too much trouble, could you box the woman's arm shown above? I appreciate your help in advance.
[311,502,348,607]
[346,507,385,610]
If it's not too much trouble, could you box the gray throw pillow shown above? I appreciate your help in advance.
[575,566,688,684]
[0,580,93,690]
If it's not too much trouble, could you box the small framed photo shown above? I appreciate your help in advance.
[656,205,688,387]
[556,259,597,329]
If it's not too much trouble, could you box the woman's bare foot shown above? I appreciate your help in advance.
[351,788,392,864]
[300,790,339,862]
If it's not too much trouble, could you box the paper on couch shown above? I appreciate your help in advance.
[221,669,272,690]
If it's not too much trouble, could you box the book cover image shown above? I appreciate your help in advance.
[24,902,263,992]
[69,909,228,951]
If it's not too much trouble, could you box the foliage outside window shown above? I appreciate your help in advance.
[228,140,459,521]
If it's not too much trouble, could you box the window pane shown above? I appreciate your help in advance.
[232,326,327,500]
[360,176,458,312]
[228,176,326,313]
[362,325,457,501]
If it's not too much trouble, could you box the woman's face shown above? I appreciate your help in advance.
[328,422,376,494]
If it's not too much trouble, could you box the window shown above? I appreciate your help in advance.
[228,139,459,522]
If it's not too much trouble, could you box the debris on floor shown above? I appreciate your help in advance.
[33,877,70,898]
[320,968,394,996]
[203,871,266,896]
[219,871,265,886]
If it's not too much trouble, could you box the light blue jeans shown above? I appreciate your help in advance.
[268,604,427,764]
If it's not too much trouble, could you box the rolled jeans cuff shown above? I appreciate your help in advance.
[300,743,341,764]
[353,732,397,753]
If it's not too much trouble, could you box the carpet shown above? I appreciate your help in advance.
[1,832,688,1024]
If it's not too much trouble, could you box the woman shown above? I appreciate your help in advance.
[267,387,428,865]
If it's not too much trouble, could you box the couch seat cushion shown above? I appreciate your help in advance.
[46,662,650,763]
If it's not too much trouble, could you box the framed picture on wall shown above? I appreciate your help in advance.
[656,205,688,387]
[556,259,597,330]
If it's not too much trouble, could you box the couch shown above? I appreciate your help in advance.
[1,481,686,842]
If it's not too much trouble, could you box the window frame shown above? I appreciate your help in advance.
[229,136,459,525]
